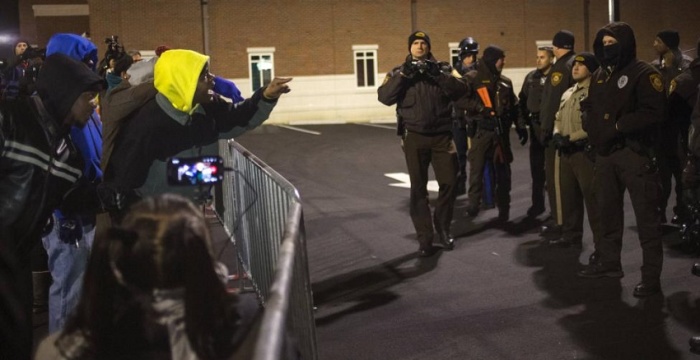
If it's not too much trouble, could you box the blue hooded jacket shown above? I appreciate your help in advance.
[45,34,102,227]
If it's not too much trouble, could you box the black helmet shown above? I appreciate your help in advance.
[458,37,479,57]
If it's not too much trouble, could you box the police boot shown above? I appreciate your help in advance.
[455,175,467,196]
[692,263,700,277]
[465,201,480,217]
[32,271,51,314]
[437,231,455,251]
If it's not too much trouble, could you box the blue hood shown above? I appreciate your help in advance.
[46,33,98,71]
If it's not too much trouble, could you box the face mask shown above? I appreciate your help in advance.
[602,42,621,66]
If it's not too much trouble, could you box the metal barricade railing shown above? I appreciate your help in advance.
[216,139,317,360]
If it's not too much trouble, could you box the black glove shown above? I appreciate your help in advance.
[551,133,571,150]
[683,158,700,189]
[516,127,529,146]
[425,60,441,77]
[400,58,417,78]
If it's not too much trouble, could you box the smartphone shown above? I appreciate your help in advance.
[166,156,224,186]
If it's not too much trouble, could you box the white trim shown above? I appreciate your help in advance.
[448,42,459,48]
[4,152,81,182]
[32,4,89,17]
[353,48,378,88]
[352,44,378,50]
[247,47,276,53]
[536,40,553,49]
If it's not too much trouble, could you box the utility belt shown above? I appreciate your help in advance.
[477,116,501,132]
[560,139,589,155]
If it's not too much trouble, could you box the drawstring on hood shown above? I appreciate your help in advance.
[154,49,209,114]
[593,22,637,72]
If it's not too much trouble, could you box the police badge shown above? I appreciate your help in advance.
[650,73,664,93]
[551,72,563,86]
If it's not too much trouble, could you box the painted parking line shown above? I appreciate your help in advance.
[275,124,322,135]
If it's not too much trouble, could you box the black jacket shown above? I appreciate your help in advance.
[582,22,666,156]
[539,51,576,141]
[378,53,468,134]
[457,60,518,134]
[519,68,548,124]
[0,54,102,254]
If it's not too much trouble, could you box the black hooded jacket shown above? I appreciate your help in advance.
[0,54,102,254]
[581,22,666,156]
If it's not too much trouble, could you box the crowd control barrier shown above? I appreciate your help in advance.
[216,139,317,360]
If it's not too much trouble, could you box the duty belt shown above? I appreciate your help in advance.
[560,139,589,155]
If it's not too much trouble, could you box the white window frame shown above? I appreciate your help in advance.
[247,47,275,92]
[352,45,378,88]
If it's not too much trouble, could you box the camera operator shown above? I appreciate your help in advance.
[378,30,469,256]
[98,35,125,77]
[101,49,292,222]
[1,40,30,102]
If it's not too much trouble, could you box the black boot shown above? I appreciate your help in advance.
[437,231,455,250]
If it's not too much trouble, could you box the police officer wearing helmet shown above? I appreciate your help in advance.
[577,22,666,298]
[452,36,479,196]
[378,31,469,256]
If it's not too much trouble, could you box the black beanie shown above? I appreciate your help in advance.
[657,29,680,49]
[574,52,599,73]
[408,31,431,51]
[36,53,103,122]
[482,45,505,66]
[553,30,575,50]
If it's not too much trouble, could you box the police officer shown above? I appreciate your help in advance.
[452,37,479,196]
[519,46,554,218]
[550,52,601,252]
[577,22,666,298]
[460,45,523,222]
[539,30,577,239]
[653,30,694,224]
[378,30,468,256]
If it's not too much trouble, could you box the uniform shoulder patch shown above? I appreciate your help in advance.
[381,73,391,86]
[551,72,563,87]
[650,73,664,93]
[669,79,677,94]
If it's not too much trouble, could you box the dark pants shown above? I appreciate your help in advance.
[452,124,468,185]
[545,143,560,223]
[0,236,34,360]
[595,147,663,284]
[659,151,684,218]
[467,129,512,212]
[529,128,546,212]
[559,151,600,245]
[403,131,458,248]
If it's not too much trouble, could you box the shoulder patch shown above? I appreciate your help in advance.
[551,72,563,87]
[669,79,677,94]
[650,73,664,93]
[381,74,391,86]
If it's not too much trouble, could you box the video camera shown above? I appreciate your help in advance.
[166,156,224,186]
[104,35,125,60]
[410,59,430,73]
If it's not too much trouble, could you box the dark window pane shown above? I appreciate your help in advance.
[251,62,261,91]
[367,58,375,86]
[262,69,272,87]
[356,59,365,86]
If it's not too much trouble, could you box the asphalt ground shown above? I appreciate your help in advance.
[234,123,700,360]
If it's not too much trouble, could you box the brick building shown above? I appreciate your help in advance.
[14,0,700,124]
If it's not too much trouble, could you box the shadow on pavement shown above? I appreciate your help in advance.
[313,251,443,327]
[517,239,683,359]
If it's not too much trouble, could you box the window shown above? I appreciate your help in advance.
[353,45,378,88]
[449,44,461,69]
[248,47,275,92]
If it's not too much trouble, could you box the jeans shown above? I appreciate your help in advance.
[42,213,95,333]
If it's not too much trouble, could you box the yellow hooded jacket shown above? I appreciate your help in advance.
[154,49,209,114]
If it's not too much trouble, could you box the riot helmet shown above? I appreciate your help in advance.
[458,37,479,59]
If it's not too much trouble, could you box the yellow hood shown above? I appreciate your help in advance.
[154,49,210,113]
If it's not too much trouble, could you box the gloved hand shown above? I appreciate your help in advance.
[683,157,700,189]
[213,76,244,103]
[552,133,571,150]
[400,58,417,78]
[516,127,529,146]
[540,127,553,145]
[425,60,442,77]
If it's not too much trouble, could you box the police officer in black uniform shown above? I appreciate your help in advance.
[539,30,577,241]
[452,37,479,196]
[460,46,524,222]
[378,31,468,256]
[519,46,554,218]
[577,22,666,298]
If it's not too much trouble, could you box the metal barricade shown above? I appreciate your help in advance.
[216,139,317,360]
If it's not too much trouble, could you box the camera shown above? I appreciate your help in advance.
[166,156,224,186]
[411,59,429,72]
[104,35,124,59]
